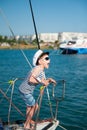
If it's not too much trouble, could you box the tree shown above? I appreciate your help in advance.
[0,35,3,42]
[32,38,38,45]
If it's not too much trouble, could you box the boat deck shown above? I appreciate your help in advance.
[3,119,59,130]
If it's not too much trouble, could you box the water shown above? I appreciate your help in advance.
[0,50,87,130]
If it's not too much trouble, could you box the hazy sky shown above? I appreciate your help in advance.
[0,0,87,36]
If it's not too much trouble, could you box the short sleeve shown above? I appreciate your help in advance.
[36,71,46,83]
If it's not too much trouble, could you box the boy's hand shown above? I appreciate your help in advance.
[48,78,56,86]
[41,78,50,86]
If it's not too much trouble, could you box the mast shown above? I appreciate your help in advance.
[29,0,40,49]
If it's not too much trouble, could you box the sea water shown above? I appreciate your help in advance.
[0,50,87,130]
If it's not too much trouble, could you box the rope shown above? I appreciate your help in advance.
[52,80,65,101]
[59,125,67,130]
[35,93,43,130]
[46,87,54,119]
[8,78,18,123]
[20,49,32,69]
[52,80,66,119]
[55,100,59,119]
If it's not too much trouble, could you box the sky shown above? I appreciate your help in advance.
[0,0,87,36]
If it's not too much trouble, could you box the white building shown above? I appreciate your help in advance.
[31,33,58,43]
[39,33,58,43]
[1,42,10,47]
[60,32,87,43]
[31,32,87,43]
[11,32,87,44]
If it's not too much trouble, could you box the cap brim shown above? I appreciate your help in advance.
[43,52,49,55]
[39,52,49,58]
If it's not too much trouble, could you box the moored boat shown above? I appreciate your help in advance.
[59,39,87,54]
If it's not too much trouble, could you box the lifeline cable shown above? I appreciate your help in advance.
[46,87,54,119]
[0,88,25,117]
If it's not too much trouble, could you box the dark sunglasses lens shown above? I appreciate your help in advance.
[45,57,49,60]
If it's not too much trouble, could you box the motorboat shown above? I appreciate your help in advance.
[59,39,87,54]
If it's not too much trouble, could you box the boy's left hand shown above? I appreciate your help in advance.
[48,78,56,86]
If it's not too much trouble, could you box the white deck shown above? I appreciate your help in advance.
[4,119,59,130]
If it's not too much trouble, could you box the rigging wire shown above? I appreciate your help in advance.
[0,8,32,68]
[20,49,32,69]
[0,8,15,39]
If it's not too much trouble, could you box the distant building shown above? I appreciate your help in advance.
[59,32,87,43]
[6,32,87,44]
[38,33,58,43]
[31,33,59,43]
[1,42,10,47]
[32,32,87,43]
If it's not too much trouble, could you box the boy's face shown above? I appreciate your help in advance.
[39,54,50,69]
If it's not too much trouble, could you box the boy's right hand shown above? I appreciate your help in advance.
[41,79,50,86]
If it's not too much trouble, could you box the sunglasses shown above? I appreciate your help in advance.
[44,57,50,61]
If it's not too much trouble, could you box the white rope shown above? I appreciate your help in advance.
[8,78,18,123]
[20,49,32,69]
[46,87,54,119]
[59,124,67,130]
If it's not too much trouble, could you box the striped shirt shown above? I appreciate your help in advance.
[19,66,46,94]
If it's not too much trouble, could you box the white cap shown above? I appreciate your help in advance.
[33,50,49,66]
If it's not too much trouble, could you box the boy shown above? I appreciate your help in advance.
[19,50,56,129]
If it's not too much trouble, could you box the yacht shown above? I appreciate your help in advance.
[59,39,87,54]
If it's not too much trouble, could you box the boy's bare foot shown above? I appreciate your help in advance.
[24,123,30,130]
[30,120,35,124]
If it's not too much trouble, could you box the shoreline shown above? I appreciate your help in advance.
[0,44,54,50]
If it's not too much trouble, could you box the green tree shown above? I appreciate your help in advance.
[32,38,37,45]
[0,35,3,42]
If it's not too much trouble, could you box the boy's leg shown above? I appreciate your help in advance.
[24,106,31,129]
[24,103,38,129]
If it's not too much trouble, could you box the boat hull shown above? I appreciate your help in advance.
[60,48,87,54]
